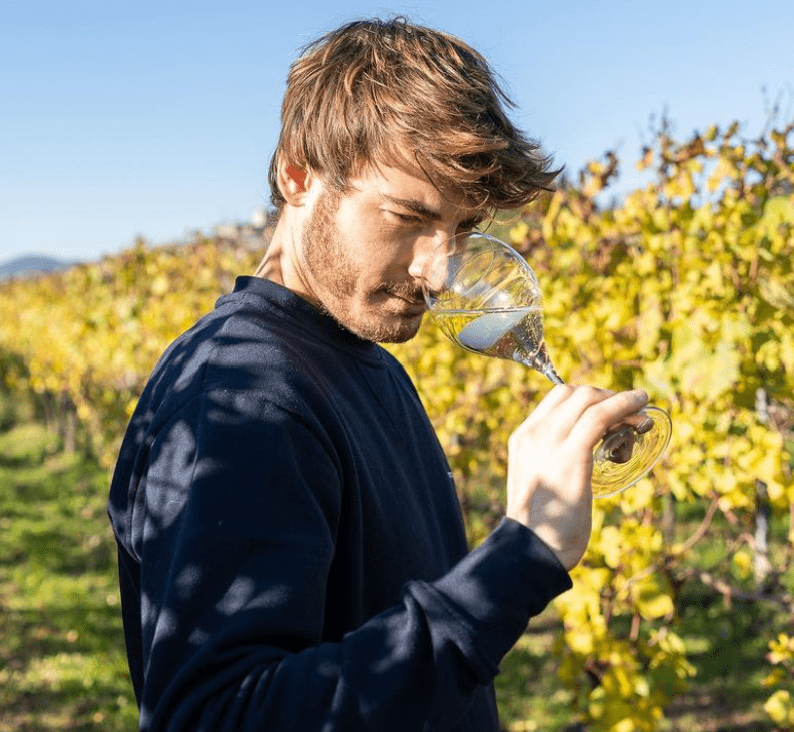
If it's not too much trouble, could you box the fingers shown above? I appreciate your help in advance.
[617,411,654,434]
[525,384,645,430]
[513,385,649,458]
[524,383,613,426]
[573,388,649,448]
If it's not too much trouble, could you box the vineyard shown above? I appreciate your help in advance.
[1,118,793,731]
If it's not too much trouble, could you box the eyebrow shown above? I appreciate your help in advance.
[379,193,485,230]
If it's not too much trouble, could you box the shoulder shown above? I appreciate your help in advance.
[172,309,338,416]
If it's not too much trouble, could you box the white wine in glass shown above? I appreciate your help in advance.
[422,231,672,497]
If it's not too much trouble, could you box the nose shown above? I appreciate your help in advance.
[407,229,457,293]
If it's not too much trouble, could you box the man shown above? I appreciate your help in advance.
[108,17,648,731]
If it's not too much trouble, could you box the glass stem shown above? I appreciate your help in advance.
[522,342,564,385]
[540,361,565,386]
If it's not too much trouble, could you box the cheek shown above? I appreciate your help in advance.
[332,205,419,278]
[344,238,407,283]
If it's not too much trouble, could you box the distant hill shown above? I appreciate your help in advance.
[0,255,74,281]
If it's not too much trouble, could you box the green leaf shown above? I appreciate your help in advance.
[632,574,674,620]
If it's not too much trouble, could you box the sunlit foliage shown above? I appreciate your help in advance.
[1,118,793,731]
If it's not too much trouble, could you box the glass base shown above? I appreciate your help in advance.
[591,406,672,498]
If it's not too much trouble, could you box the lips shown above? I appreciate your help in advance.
[380,283,426,313]
[385,291,426,315]
[394,295,426,314]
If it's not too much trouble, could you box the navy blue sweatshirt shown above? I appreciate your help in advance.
[107,276,572,731]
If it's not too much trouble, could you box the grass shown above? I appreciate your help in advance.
[495,612,577,731]
[659,593,778,732]
[0,418,138,731]
[0,393,788,731]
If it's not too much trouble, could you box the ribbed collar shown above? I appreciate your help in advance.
[217,276,386,366]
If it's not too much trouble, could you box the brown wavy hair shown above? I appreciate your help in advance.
[268,17,560,214]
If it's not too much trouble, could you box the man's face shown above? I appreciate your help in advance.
[294,160,484,343]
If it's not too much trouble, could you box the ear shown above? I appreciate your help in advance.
[277,157,315,206]
[286,164,307,191]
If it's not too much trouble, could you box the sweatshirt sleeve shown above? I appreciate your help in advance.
[126,386,572,732]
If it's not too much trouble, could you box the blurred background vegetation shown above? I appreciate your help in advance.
[1,115,793,730]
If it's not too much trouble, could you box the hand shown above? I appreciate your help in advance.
[505,385,649,570]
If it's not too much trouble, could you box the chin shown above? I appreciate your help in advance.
[377,329,420,344]
[348,311,424,344]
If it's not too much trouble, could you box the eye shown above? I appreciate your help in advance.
[390,211,424,225]
[457,220,482,234]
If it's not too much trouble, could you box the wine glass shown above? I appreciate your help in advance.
[421,231,672,498]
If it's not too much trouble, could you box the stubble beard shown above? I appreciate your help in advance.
[301,190,426,344]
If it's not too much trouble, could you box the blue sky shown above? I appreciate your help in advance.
[2,0,793,264]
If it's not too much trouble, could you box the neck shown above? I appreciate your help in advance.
[254,212,295,285]
[254,212,319,307]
